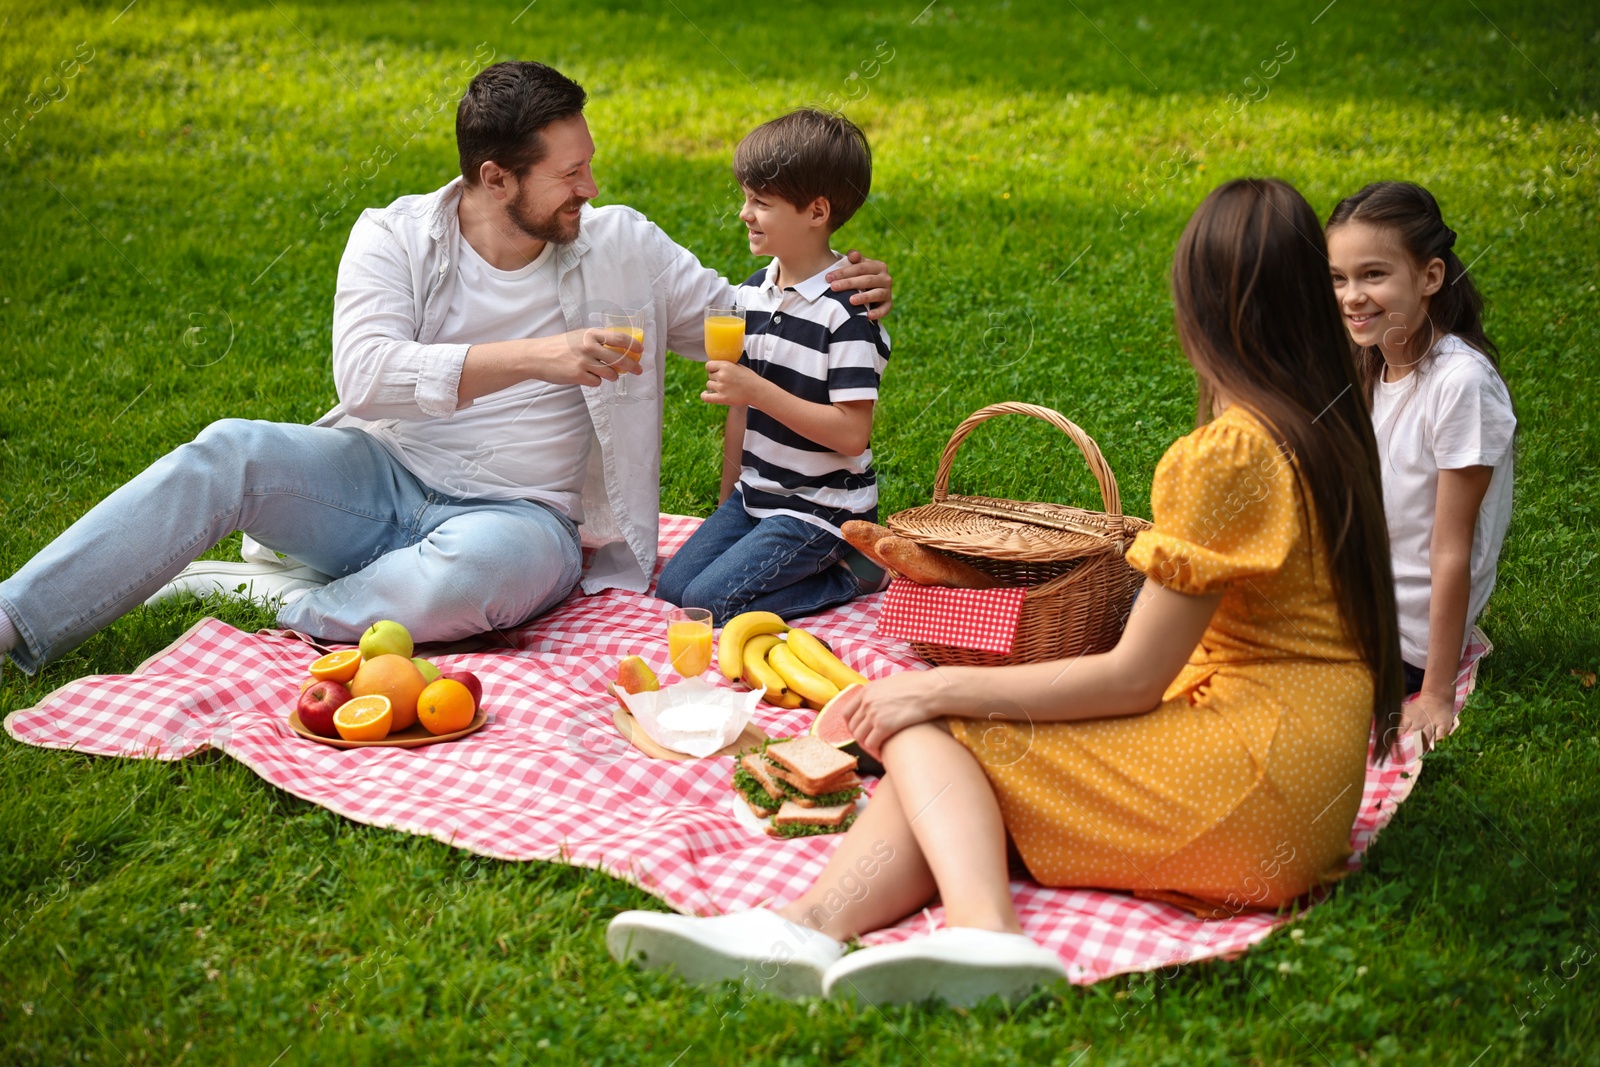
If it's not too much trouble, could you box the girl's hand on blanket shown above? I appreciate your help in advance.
[839,670,953,759]
[1399,690,1455,753]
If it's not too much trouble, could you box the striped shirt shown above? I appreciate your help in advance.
[736,257,891,536]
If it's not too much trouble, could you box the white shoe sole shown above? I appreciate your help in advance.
[606,913,830,1000]
[825,943,1066,1007]
[144,562,330,608]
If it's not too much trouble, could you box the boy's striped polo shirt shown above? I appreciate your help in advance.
[733,257,892,536]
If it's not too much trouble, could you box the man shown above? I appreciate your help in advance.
[0,61,892,670]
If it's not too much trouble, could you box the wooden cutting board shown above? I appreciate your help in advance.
[606,684,768,761]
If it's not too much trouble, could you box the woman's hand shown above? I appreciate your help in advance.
[839,670,957,759]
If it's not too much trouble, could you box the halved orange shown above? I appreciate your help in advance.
[310,649,363,683]
[333,694,393,742]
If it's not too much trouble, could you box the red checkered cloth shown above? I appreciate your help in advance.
[876,579,1029,655]
[2,516,1490,984]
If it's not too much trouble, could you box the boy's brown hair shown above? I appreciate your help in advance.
[734,109,872,232]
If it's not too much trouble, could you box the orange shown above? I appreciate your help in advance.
[349,654,426,732]
[417,678,475,735]
[333,694,393,742]
[309,648,362,683]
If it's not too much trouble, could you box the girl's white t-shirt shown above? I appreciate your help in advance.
[1370,334,1516,666]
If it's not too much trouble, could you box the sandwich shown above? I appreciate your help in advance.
[733,749,784,819]
[732,736,862,837]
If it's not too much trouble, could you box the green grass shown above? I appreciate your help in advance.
[2,0,1598,1062]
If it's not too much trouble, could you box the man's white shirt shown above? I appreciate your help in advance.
[241,179,738,594]
[360,238,593,519]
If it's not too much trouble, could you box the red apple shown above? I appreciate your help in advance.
[297,679,352,738]
[442,670,482,710]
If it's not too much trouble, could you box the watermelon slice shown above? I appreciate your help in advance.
[808,685,885,778]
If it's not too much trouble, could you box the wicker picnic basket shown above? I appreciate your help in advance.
[885,402,1151,668]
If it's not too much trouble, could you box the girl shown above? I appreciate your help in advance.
[606,179,1403,1006]
[1326,182,1516,750]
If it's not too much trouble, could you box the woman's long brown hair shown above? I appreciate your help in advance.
[1172,178,1404,760]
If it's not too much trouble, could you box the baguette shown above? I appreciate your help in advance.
[841,520,896,572]
[875,536,1001,589]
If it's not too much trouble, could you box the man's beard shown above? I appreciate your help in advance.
[507,189,585,245]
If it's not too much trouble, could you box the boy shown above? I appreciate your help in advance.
[655,109,890,621]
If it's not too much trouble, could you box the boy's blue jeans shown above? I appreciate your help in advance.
[0,419,582,673]
[655,491,861,621]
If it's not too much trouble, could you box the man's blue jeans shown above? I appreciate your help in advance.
[0,419,583,672]
[655,491,861,621]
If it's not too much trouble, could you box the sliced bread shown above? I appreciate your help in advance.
[764,736,856,793]
[771,765,860,797]
[740,752,785,802]
[771,799,856,830]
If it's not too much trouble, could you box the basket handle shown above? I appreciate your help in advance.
[931,402,1123,518]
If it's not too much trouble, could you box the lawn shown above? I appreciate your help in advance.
[2,0,1598,1062]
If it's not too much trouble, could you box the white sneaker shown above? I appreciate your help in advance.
[606,908,845,1000]
[144,561,332,609]
[823,926,1067,1007]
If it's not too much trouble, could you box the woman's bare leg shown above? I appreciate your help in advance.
[883,720,1022,934]
[777,720,1021,939]
[774,774,938,941]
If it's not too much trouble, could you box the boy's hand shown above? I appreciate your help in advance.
[702,361,767,407]
[827,249,893,321]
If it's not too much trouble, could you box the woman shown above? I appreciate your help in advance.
[607,178,1404,1007]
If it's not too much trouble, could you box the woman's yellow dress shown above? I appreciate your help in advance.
[949,407,1374,916]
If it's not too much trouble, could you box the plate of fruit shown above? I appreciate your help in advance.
[289,620,488,749]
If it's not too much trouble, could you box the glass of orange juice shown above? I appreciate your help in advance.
[704,305,746,362]
[599,308,645,404]
[666,607,714,679]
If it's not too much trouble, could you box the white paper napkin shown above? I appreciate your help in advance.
[616,678,763,757]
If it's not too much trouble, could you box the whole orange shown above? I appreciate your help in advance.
[416,678,475,735]
[349,654,426,732]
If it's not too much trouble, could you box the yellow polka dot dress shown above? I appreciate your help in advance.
[949,407,1373,916]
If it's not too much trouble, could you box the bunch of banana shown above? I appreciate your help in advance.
[717,611,870,709]
[717,611,789,680]
[741,633,803,709]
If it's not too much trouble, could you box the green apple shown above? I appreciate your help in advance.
[359,619,413,660]
[412,657,441,683]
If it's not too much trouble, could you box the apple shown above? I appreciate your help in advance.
[297,679,352,738]
[412,657,441,683]
[442,670,483,710]
[359,619,413,660]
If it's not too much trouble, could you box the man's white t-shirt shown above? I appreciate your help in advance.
[1370,334,1516,666]
[362,239,594,519]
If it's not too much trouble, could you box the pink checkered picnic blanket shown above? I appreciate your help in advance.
[3,515,1489,984]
